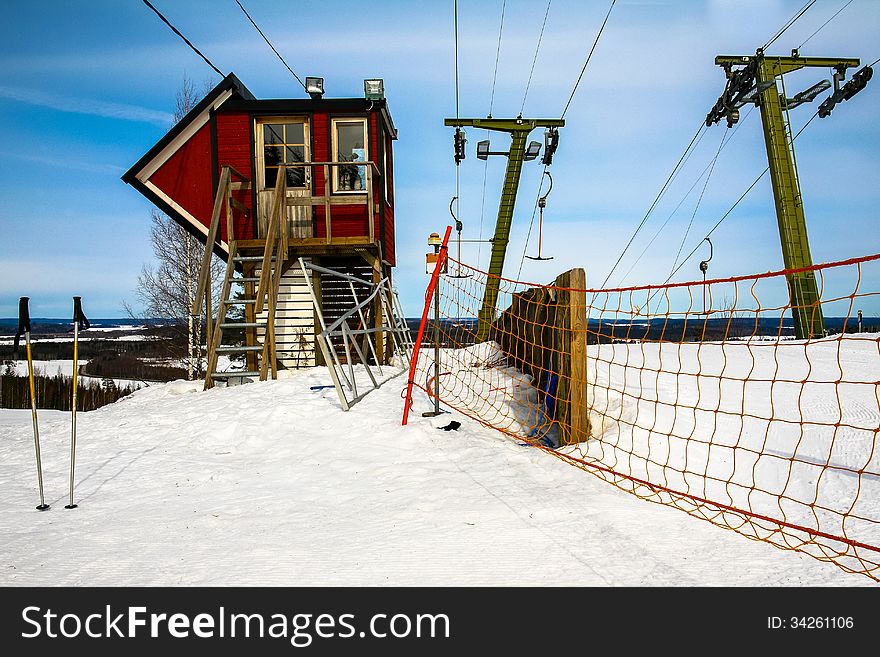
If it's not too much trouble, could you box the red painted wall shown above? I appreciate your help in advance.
[215,111,254,242]
[150,105,396,257]
[149,123,213,237]
[312,109,396,264]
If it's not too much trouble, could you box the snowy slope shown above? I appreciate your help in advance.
[427,335,880,577]
[0,367,873,586]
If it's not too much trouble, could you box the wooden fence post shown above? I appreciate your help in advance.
[554,268,589,445]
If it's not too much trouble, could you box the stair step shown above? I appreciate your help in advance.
[210,371,260,379]
[233,255,275,262]
[216,345,264,353]
[219,322,266,329]
[230,277,261,283]
[224,299,257,304]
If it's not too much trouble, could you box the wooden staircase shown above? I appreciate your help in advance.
[193,166,289,389]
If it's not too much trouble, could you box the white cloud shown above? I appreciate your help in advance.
[0,85,173,126]
[0,151,125,176]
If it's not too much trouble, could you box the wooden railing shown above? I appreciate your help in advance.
[264,161,381,244]
[254,167,288,380]
[192,165,251,320]
[193,165,286,386]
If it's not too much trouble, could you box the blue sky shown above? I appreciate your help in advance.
[1,0,878,318]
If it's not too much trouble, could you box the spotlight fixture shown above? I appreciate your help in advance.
[524,140,542,161]
[305,76,324,99]
[364,78,385,101]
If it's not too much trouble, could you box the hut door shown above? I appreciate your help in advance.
[256,119,312,239]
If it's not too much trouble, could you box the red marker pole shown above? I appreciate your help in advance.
[402,226,452,426]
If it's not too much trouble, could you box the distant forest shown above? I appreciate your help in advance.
[0,370,137,411]
[1,324,189,410]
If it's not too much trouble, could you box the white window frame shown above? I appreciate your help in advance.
[255,116,311,192]
[331,117,368,194]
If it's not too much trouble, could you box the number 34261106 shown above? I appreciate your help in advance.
[768,617,854,629]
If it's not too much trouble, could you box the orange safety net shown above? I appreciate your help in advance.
[405,252,880,581]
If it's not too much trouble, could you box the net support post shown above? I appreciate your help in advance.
[554,268,590,445]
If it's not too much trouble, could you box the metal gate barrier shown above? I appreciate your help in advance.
[299,258,412,410]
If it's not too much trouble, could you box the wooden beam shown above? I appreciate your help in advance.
[245,264,257,372]
[554,268,589,445]
[205,274,212,371]
[193,166,230,317]
[372,260,384,364]
[311,257,325,366]
[367,167,375,242]
[323,165,332,244]
[285,196,369,207]
[255,173,285,306]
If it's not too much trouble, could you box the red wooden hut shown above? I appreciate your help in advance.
[123,73,398,378]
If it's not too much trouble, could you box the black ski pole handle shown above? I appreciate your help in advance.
[73,296,90,331]
[13,296,30,357]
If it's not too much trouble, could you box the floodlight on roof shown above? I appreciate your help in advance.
[364,78,385,101]
[305,76,324,99]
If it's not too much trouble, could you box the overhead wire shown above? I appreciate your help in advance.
[646,1,841,291]
[520,0,553,116]
[478,0,507,269]
[607,0,821,291]
[235,0,307,91]
[516,0,616,278]
[561,0,617,119]
[141,0,223,77]
[618,104,756,284]
[598,121,707,289]
[668,129,726,278]
[797,0,853,50]
[654,110,822,293]
[513,0,554,277]
[488,0,507,117]
[516,165,549,280]
[454,0,461,120]
[763,0,817,50]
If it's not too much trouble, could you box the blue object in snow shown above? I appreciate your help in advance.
[527,372,558,447]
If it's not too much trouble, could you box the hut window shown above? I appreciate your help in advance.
[262,122,307,189]
[332,118,367,193]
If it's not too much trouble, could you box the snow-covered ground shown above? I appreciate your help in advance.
[5,359,144,391]
[424,335,880,580]
[0,333,155,346]
[0,365,873,586]
[4,359,87,378]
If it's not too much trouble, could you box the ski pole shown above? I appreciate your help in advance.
[14,297,49,511]
[66,296,89,510]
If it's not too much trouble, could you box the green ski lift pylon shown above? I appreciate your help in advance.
[445,117,564,341]
[707,50,867,339]
[13,297,49,511]
[526,171,554,262]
